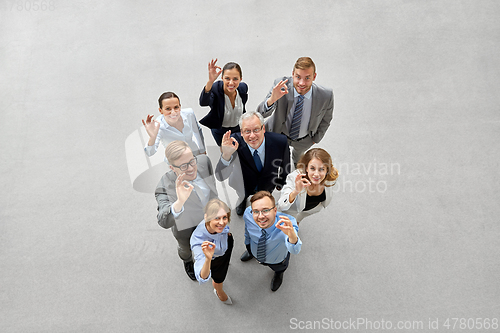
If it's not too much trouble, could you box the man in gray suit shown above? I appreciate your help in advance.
[155,140,218,281]
[257,57,334,164]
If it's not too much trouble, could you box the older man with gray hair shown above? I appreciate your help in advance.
[215,111,291,216]
[155,140,218,281]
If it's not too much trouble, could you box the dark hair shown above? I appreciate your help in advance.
[296,148,338,186]
[158,91,181,109]
[222,62,242,78]
[250,190,275,206]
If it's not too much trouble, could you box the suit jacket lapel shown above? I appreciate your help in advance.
[308,83,318,133]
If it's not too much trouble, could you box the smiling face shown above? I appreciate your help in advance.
[206,207,229,234]
[292,67,316,95]
[169,148,197,181]
[306,158,327,185]
[241,115,265,150]
[159,97,182,125]
[222,67,241,95]
[251,196,277,229]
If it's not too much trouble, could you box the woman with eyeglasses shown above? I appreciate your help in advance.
[277,148,338,224]
[190,198,234,304]
[199,59,248,146]
[142,91,206,159]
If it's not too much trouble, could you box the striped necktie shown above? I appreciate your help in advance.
[289,95,304,140]
[256,229,267,263]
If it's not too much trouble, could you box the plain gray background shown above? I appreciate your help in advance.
[1,1,499,332]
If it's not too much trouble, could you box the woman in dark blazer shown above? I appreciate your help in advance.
[199,59,248,146]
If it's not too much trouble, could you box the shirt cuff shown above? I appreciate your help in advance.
[171,205,184,218]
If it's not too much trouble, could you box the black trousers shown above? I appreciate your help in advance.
[211,234,234,283]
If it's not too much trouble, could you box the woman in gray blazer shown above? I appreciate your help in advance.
[277,148,338,224]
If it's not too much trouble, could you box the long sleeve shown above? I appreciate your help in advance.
[144,131,161,156]
[155,176,176,229]
[277,170,303,212]
[311,90,334,143]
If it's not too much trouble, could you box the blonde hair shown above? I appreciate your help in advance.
[165,140,190,165]
[296,148,338,186]
[204,198,231,224]
[294,57,316,74]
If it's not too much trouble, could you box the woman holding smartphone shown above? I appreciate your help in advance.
[190,198,234,304]
[199,59,248,146]
[277,148,339,224]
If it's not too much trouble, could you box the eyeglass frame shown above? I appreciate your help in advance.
[251,206,275,216]
[171,156,198,171]
[242,125,263,135]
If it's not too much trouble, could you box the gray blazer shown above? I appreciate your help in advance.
[155,155,218,231]
[257,76,334,143]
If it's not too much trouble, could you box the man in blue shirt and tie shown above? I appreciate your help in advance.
[215,111,290,216]
[241,191,302,291]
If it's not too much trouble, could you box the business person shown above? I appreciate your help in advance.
[257,57,334,163]
[143,92,206,158]
[199,59,248,146]
[241,191,301,292]
[215,111,290,216]
[155,140,218,281]
[190,198,234,304]
[277,148,338,224]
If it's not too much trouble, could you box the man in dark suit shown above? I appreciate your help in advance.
[257,57,334,163]
[155,140,218,281]
[215,111,290,216]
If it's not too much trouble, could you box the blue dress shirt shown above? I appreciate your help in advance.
[243,208,301,264]
[190,220,230,284]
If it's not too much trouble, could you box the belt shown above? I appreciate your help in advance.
[282,133,310,142]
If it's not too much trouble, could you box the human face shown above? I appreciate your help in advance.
[222,68,241,95]
[292,67,316,95]
[206,207,229,234]
[306,158,327,185]
[169,148,198,181]
[251,196,277,229]
[159,97,182,124]
[241,115,265,150]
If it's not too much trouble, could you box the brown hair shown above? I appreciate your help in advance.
[204,198,231,225]
[293,57,316,74]
[158,91,181,109]
[296,148,338,186]
[165,140,190,165]
[250,190,276,206]
[222,62,242,78]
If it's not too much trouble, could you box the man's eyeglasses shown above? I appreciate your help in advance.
[251,206,275,216]
[242,125,263,135]
[172,156,197,171]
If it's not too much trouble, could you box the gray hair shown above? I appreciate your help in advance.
[165,140,191,165]
[239,111,264,128]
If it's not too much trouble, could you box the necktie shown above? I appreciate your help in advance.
[253,150,263,172]
[289,95,304,140]
[256,229,267,263]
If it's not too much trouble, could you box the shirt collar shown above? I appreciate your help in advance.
[247,137,266,156]
[293,87,313,100]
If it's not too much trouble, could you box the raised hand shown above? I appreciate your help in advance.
[142,114,160,139]
[294,173,311,193]
[221,130,238,161]
[267,79,289,106]
[275,215,298,243]
[175,173,194,205]
[208,58,222,83]
[201,241,216,260]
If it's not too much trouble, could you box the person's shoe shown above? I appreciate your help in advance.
[184,261,196,281]
[271,272,284,291]
[240,250,253,262]
[213,289,232,305]
[235,199,246,216]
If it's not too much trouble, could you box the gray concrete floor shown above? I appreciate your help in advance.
[1,1,499,332]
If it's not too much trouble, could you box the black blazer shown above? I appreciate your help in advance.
[215,131,290,198]
[199,80,248,129]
